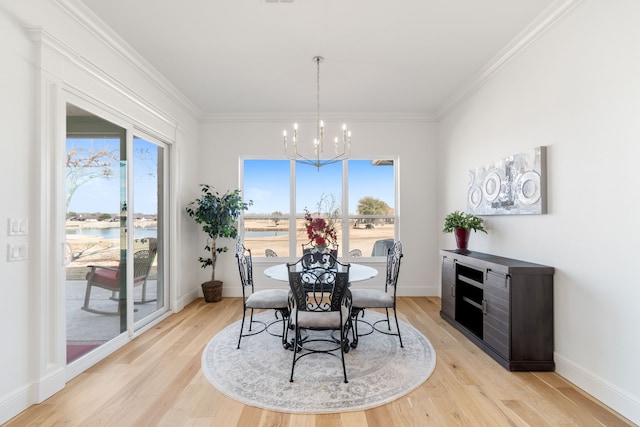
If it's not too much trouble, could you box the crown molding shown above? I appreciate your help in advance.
[435,0,584,120]
[201,112,437,124]
[53,0,203,120]
[26,26,184,137]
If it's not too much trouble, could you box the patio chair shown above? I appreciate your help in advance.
[371,238,395,256]
[81,238,157,315]
[350,240,404,348]
[348,248,362,257]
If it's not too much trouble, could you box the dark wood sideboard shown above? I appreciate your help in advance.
[440,250,555,371]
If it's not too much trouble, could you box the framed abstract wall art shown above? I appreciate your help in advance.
[467,146,547,215]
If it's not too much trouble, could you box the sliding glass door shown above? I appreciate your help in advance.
[131,136,166,323]
[65,103,168,364]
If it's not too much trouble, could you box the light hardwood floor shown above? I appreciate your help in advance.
[7,297,635,426]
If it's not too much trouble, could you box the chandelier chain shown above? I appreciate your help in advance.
[316,56,321,144]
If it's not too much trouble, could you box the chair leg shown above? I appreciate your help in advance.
[393,307,404,348]
[340,326,348,383]
[350,307,363,348]
[237,307,247,349]
[289,327,300,382]
[238,307,281,349]
[248,309,255,331]
[81,282,119,316]
[137,278,157,304]
[141,279,148,303]
[278,308,290,348]
[369,306,403,347]
[384,308,392,330]
[82,282,93,312]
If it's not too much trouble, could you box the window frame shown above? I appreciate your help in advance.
[240,157,399,261]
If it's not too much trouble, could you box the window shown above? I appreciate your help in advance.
[242,159,396,258]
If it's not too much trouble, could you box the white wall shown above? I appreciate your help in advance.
[437,1,640,423]
[198,118,440,297]
[4,0,638,424]
[0,5,37,421]
[0,1,201,423]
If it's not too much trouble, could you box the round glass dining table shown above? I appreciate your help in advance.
[264,262,378,283]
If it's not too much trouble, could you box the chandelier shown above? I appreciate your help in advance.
[282,56,351,170]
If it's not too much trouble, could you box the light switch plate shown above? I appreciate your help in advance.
[8,218,28,236]
[7,243,28,261]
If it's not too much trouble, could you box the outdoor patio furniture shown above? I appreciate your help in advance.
[81,238,157,315]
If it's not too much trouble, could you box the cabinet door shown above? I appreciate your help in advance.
[483,270,510,359]
[441,256,455,318]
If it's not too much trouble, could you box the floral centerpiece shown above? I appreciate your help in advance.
[304,208,337,250]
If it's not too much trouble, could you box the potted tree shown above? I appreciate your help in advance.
[443,210,487,254]
[186,184,252,302]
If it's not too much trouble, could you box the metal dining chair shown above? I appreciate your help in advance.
[350,240,404,348]
[235,241,290,349]
[287,255,352,383]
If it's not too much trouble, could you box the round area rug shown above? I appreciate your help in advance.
[201,310,436,414]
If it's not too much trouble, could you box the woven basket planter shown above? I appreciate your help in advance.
[202,280,223,303]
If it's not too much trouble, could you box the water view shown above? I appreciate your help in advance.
[245,230,289,238]
[66,226,158,239]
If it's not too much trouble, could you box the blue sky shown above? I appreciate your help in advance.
[67,137,159,215]
[67,140,395,216]
[243,159,395,215]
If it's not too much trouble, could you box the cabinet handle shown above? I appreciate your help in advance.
[451,285,455,297]
[482,300,488,315]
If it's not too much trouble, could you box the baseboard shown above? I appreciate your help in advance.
[398,284,438,297]
[177,288,202,310]
[0,384,32,425]
[0,367,65,425]
[555,353,640,425]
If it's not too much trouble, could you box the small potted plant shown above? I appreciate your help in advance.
[186,184,252,302]
[443,210,487,254]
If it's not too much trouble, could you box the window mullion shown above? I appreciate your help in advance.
[341,159,349,254]
[289,159,296,258]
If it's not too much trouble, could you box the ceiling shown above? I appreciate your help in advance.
[80,0,558,117]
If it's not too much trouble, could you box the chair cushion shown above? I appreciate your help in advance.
[294,306,349,329]
[246,289,289,309]
[87,268,147,290]
[351,288,393,309]
[86,269,119,290]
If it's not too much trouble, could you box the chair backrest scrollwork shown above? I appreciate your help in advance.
[235,241,254,299]
[385,241,403,295]
[287,256,351,313]
[301,242,339,258]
